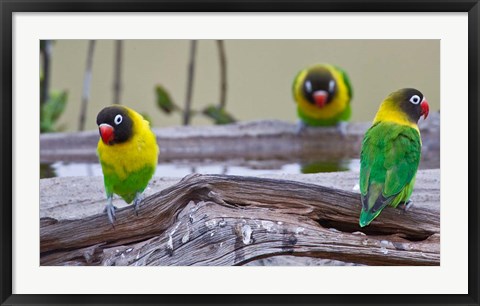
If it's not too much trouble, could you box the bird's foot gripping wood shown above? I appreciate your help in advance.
[103,197,117,225]
[398,200,414,211]
[133,193,144,216]
[295,120,307,135]
[336,121,348,137]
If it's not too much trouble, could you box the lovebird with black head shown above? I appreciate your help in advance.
[96,105,159,225]
[359,88,429,227]
[292,64,353,129]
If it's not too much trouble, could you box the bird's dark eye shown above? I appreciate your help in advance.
[114,114,123,125]
[409,95,421,105]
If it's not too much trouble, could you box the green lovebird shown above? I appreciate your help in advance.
[292,64,353,129]
[359,88,430,227]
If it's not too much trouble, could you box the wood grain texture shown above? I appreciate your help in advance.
[40,172,440,266]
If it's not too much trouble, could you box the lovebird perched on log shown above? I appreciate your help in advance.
[96,105,159,225]
[359,88,429,227]
[292,64,353,131]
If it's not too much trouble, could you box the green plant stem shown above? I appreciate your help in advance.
[183,40,197,126]
[40,40,52,106]
[78,40,96,131]
[216,40,227,109]
[113,40,123,104]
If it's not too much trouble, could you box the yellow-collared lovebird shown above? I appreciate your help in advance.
[96,105,159,225]
[292,64,353,129]
[359,88,429,227]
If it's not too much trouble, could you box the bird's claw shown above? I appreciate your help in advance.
[295,120,307,135]
[133,193,144,217]
[104,202,117,225]
[398,200,413,211]
[337,121,348,137]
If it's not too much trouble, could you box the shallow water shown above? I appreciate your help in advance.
[40,158,361,179]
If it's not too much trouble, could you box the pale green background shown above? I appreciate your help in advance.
[49,40,439,131]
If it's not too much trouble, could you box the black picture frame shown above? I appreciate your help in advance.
[1,0,479,305]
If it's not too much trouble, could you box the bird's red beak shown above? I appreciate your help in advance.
[99,124,114,144]
[420,99,429,120]
[313,90,329,108]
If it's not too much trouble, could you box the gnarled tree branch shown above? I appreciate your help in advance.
[40,172,439,266]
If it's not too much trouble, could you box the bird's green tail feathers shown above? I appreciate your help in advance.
[359,183,389,228]
[359,209,383,228]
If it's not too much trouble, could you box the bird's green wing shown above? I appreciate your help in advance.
[332,65,353,99]
[383,128,421,196]
[292,68,305,102]
[359,122,381,196]
[359,122,421,226]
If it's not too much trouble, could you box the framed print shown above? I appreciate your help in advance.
[1,0,479,305]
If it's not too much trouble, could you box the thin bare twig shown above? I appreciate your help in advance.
[78,40,96,131]
[40,40,52,106]
[183,40,197,126]
[113,40,123,104]
[216,40,227,109]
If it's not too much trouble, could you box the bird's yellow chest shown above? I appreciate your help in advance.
[97,123,158,180]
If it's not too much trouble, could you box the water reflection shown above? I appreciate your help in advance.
[40,163,57,178]
[300,160,352,174]
[40,159,361,179]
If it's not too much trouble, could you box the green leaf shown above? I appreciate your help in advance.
[40,90,68,133]
[155,85,179,114]
[40,120,54,133]
[203,105,236,125]
[140,112,153,125]
[40,163,57,179]
[50,91,68,121]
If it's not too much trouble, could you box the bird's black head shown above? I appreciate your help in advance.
[96,106,134,145]
[302,67,337,108]
[389,88,430,123]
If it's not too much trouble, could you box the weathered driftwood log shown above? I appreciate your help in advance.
[40,113,439,168]
[40,172,439,266]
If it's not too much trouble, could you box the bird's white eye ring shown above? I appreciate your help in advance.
[114,114,123,125]
[329,80,335,92]
[409,95,421,104]
[305,80,312,93]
